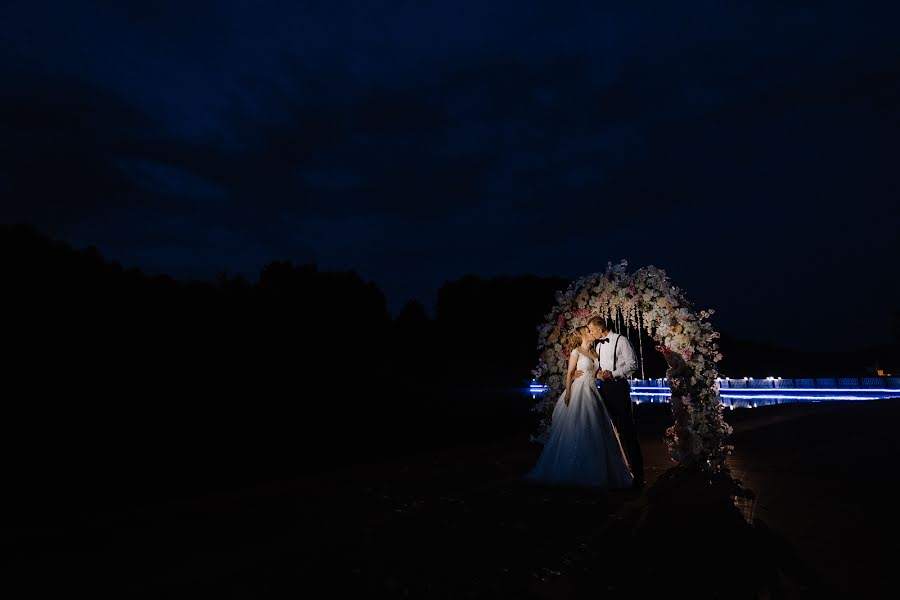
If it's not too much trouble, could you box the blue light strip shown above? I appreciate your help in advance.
[630,391,892,400]
[722,395,882,400]
[530,386,899,392]
[630,387,900,393]
[526,379,900,405]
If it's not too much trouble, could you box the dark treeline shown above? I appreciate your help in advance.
[2,224,897,520]
[716,335,898,380]
[1,225,564,520]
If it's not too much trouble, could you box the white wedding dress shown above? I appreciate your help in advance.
[526,349,634,489]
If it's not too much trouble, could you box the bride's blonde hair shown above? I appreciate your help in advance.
[567,325,590,352]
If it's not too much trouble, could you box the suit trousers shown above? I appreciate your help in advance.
[598,379,644,479]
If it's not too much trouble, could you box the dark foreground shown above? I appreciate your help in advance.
[4,399,899,598]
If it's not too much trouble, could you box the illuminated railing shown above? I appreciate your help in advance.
[526,377,900,408]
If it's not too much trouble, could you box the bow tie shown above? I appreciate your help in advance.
[597,338,609,344]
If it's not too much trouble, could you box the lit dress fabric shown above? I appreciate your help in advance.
[526,349,634,489]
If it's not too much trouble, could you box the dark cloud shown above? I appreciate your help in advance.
[0,71,153,223]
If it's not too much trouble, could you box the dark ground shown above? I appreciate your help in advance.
[3,399,899,599]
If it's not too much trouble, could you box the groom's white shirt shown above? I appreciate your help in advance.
[596,332,637,380]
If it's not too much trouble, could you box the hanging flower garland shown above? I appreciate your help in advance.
[531,260,733,472]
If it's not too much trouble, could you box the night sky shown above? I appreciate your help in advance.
[2,1,898,350]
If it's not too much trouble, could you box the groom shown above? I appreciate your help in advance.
[576,316,645,489]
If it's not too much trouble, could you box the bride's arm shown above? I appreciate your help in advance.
[565,351,578,405]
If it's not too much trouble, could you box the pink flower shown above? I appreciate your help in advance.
[557,315,566,327]
[575,308,590,318]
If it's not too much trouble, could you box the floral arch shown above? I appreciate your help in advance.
[532,260,733,472]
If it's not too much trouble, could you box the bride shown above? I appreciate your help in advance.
[525,325,633,490]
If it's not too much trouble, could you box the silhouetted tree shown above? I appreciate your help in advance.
[435,274,568,387]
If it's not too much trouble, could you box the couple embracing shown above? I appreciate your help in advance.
[526,316,645,491]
